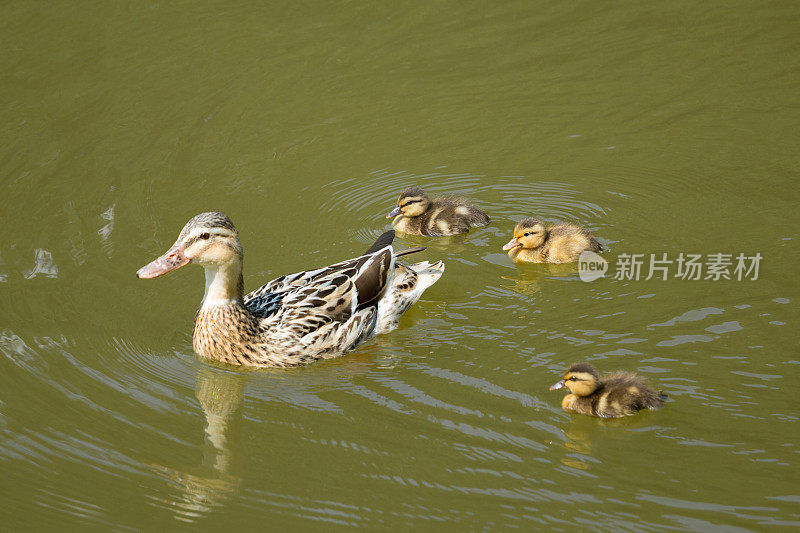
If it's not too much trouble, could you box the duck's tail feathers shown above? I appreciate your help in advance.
[408,260,445,293]
[375,260,445,334]
[396,246,426,258]
[364,230,395,255]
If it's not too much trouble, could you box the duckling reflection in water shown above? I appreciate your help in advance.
[549,362,666,418]
[386,186,490,236]
[499,260,584,298]
[503,218,601,263]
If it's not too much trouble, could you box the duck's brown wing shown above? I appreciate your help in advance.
[246,255,370,299]
[246,231,396,301]
[244,246,395,342]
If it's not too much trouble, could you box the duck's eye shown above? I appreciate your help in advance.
[524,232,531,237]
[569,376,579,381]
[200,232,210,240]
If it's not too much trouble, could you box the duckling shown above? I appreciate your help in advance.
[549,362,667,418]
[502,217,601,263]
[385,187,490,236]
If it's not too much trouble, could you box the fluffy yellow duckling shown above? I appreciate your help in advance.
[549,362,666,418]
[502,217,601,263]
[385,187,490,236]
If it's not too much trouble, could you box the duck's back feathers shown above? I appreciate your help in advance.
[599,373,666,414]
[572,373,666,418]
[247,252,380,301]
[444,198,490,228]
[422,198,490,236]
[545,224,598,262]
[392,193,490,236]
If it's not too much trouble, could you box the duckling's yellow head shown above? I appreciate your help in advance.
[386,187,431,218]
[137,212,243,279]
[502,218,547,251]
[549,362,600,397]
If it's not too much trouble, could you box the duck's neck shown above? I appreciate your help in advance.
[201,261,245,308]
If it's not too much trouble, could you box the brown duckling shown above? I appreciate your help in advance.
[385,186,490,236]
[549,362,666,418]
[503,217,601,263]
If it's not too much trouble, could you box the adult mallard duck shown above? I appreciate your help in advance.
[385,186,490,236]
[503,218,601,263]
[137,212,444,368]
[549,362,667,418]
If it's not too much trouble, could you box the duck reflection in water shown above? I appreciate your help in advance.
[147,366,246,522]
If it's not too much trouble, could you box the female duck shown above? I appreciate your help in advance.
[503,217,601,263]
[137,212,444,368]
[386,186,490,236]
[549,362,666,418]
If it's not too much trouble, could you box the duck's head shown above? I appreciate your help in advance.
[503,218,547,251]
[137,212,243,279]
[386,187,430,218]
[549,362,600,397]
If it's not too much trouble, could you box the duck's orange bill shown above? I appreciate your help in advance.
[386,206,402,218]
[137,244,190,279]
[502,237,519,251]
[549,379,565,391]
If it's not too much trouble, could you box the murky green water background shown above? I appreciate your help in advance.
[1,1,798,530]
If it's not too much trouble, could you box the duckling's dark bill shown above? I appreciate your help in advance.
[549,379,565,391]
[137,245,190,279]
[386,206,402,218]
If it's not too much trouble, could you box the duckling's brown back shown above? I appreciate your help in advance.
[600,373,666,416]
[543,224,601,262]
[421,197,490,236]
[437,197,490,228]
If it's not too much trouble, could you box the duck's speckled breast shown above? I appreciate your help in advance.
[192,303,306,368]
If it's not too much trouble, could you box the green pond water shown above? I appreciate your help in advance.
[1,1,798,530]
